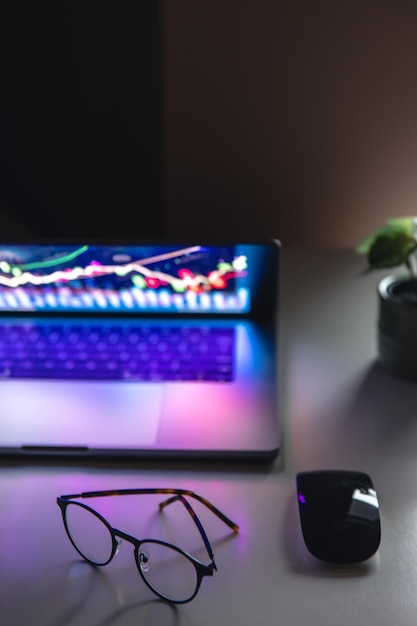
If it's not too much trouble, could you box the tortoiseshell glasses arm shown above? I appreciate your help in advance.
[58,488,240,534]
[158,494,216,562]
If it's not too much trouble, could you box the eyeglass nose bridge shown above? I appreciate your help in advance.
[113,528,140,552]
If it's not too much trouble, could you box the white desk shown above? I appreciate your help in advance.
[2,249,417,626]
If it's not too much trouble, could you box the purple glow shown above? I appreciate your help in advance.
[298,493,306,504]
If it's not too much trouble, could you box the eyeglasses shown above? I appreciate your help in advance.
[57,488,239,604]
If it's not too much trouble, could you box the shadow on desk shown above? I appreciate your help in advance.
[1,560,179,626]
[340,360,417,456]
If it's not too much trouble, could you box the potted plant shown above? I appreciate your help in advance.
[357,216,417,380]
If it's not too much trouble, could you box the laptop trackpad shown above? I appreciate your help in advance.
[0,381,164,448]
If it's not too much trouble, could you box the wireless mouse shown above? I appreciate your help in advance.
[296,470,381,563]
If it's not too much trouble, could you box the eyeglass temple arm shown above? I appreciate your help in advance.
[158,494,218,563]
[168,491,240,533]
[59,489,239,533]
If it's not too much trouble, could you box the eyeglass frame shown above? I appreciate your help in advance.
[57,488,239,604]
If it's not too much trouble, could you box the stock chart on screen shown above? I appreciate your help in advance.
[0,244,257,314]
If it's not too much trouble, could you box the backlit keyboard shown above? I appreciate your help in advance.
[0,324,235,381]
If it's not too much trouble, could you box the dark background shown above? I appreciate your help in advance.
[0,1,164,239]
[3,2,417,248]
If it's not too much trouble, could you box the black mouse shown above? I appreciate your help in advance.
[296,470,381,563]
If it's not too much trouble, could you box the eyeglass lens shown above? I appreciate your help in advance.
[137,541,199,602]
[65,503,114,565]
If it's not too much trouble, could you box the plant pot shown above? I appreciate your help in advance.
[378,275,417,380]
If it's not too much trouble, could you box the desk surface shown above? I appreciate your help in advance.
[2,249,417,626]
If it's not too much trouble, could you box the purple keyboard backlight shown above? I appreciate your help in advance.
[0,324,235,382]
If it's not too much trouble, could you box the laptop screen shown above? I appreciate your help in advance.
[0,242,278,315]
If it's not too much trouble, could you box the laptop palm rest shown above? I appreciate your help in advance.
[0,381,164,448]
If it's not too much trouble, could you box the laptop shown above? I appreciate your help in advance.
[0,240,280,461]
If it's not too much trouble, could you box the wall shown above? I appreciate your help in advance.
[163,1,417,248]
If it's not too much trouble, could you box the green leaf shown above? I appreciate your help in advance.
[356,217,416,254]
[367,232,417,269]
